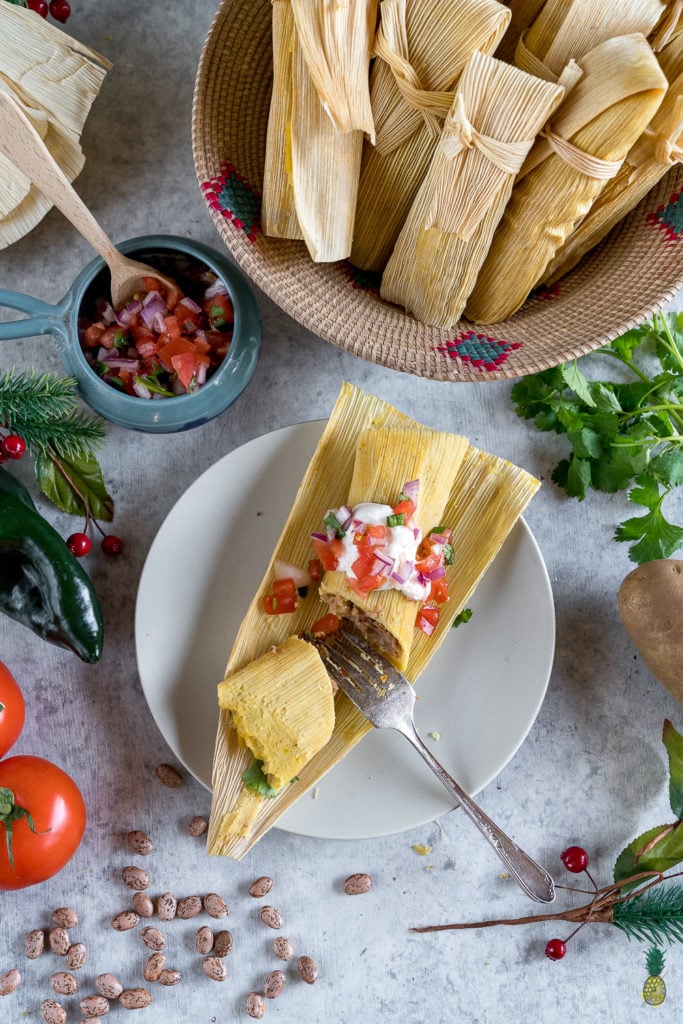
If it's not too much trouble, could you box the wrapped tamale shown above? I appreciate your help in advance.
[318,424,468,670]
[466,34,668,324]
[208,383,540,858]
[380,50,564,329]
[543,31,683,285]
[350,0,510,272]
[262,0,378,261]
[0,3,110,249]
[651,0,683,52]
[494,0,548,63]
[515,0,665,81]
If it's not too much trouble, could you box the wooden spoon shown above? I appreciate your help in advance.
[0,89,176,307]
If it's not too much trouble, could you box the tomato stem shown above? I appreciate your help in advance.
[0,786,45,870]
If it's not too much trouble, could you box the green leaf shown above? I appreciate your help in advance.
[35,451,114,522]
[614,823,683,884]
[591,446,645,493]
[510,368,564,422]
[663,720,683,819]
[615,508,683,565]
[566,425,603,460]
[561,360,596,406]
[452,608,473,628]
[607,325,649,362]
[592,383,623,413]
[563,457,592,500]
[652,448,683,489]
[241,760,281,798]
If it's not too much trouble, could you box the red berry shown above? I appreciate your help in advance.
[67,532,91,558]
[544,938,567,961]
[1,435,26,460]
[561,846,589,873]
[48,0,71,21]
[27,0,48,14]
[102,534,123,557]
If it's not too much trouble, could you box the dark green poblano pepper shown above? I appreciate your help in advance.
[0,467,103,662]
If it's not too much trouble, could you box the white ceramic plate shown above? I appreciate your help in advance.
[135,421,555,840]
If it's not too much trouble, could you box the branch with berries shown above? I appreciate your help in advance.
[413,720,683,960]
[0,370,122,557]
[4,0,72,25]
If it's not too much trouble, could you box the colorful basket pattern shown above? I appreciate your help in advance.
[192,0,683,382]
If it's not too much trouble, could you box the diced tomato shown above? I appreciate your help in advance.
[157,336,196,371]
[415,552,442,575]
[142,275,182,310]
[174,297,202,327]
[392,499,415,518]
[348,573,383,595]
[129,321,158,349]
[429,577,449,604]
[84,322,106,347]
[365,524,387,542]
[164,315,181,342]
[263,592,297,615]
[311,537,342,571]
[136,338,158,360]
[309,613,340,637]
[171,352,199,390]
[351,548,377,580]
[98,325,126,349]
[416,605,440,635]
[307,558,324,583]
[204,291,234,328]
[272,578,297,601]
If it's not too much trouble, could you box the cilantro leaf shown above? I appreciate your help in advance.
[561,360,596,407]
[241,760,281,798]
[614,477,683,562]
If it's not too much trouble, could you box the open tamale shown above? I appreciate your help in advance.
[350,0,510,272]
[466,34,667,324]
[380,50,564,329]
[543,31,683,285]
[208,383,540,858]
[319,424,468,670]
[515,0,665,81]
[262,0,378,261]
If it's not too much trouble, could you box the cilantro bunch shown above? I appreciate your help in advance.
[511,312,683,564]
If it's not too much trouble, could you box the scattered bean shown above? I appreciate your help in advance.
[48,928,70,956]
[79,994,110,1016]
[0,968,21,996]
[176,896,202,919]
[213,930,233,957]
[51,908,78,929]
[264,969,286,999]
[249,876,273,898]
[155,763,183,788]
[343,872,373,895]
[122,865,150,891]
[273,937,294,961]
[202,957,227,982]
[95,974,123,999]
[259,906,283,930]
[127,830,154,855]
[203,893,228,919]
[246,992,265,1019]
[51,971,78,995]
[119,988,152,1010]
[143,952,166,983]
[156,892,177,921]
[24,929,45,959]
[131,893,154,918]
[195,926,214,955]
[40,998,67,1024]
[188,815,208,837]
[66,943,87,970]
[297,956,318,984]
[140,926,166,951]
[158,969,181,987]
[111,911,139,932]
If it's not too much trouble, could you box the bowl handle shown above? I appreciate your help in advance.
[0,289,70,342]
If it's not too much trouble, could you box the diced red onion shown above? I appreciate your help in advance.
[196,363,207,385]
[132,381,152,399]
[429,533,448,545]
[350,518,364,532]
[97,346,109,361]
[398,560,414,578]
[178,296,201,313]
[390,571,406,585]
[273,559,311,587]
[142,289,164,307]
[310,532,327,543]
[424,566,446,581]
[115,300,143,327]
[413,528,420,540]
[140,295,167,329]
[153,311,167,334]
[402,479,419,502]
[204,278,229,299]
[367,533,385,546]
[101,303,116,325]
[101,356,140,371]
[335,505,353,525]
[325,526,338,542]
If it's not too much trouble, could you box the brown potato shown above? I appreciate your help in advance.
[618,559,683,700]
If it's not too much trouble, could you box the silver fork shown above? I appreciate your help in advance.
[314,629,555,904]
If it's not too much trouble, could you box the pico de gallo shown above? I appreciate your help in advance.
[78,268,234,398]
[262,480,454,638]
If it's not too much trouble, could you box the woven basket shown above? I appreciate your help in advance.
[192,0,683,382]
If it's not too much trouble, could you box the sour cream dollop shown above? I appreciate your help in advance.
[334,502,430,601]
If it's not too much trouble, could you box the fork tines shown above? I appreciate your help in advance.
[314,629,395,700]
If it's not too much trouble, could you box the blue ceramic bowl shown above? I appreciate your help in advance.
[0,235,261,432]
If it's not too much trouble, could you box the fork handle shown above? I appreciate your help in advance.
[396,720,555,904]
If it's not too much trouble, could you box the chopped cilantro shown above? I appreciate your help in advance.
[452,608,473,628]
[387,513,405,527]
[442,543,454,565]
[113,328,128,349]
[511,313,683,564]
[242,760,281,798]
[323,511,345,537]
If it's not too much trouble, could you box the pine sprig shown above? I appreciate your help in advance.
[0,369,80,422]
[613,886,683,945]
[11,411,106,461]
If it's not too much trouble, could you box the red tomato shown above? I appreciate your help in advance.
[416,605,440,636]
[429,578,449,604]
[307,558,324,583]
[392,499,415,517]
[309,613,340,637]
[0,756,86,890]
[272,578,297,601]
[311,537,343,571]
[0,663,25,759]
[263,593,297,615]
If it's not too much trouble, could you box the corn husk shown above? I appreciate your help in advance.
[494,0,548,63]
[262,0,378,260]
[207,382,540,858]
[466,34,668,324]
[515,0,665,81]
[319,424,468,670]
[651,1,683,52]
[543,32,683,285]
[0,4,110,249]
[380,51,564,329]
[261,1,303,239]
[350,0,510,272]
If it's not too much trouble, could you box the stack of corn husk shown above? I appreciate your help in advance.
[262,0,378,261]
[0,4,110,249]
